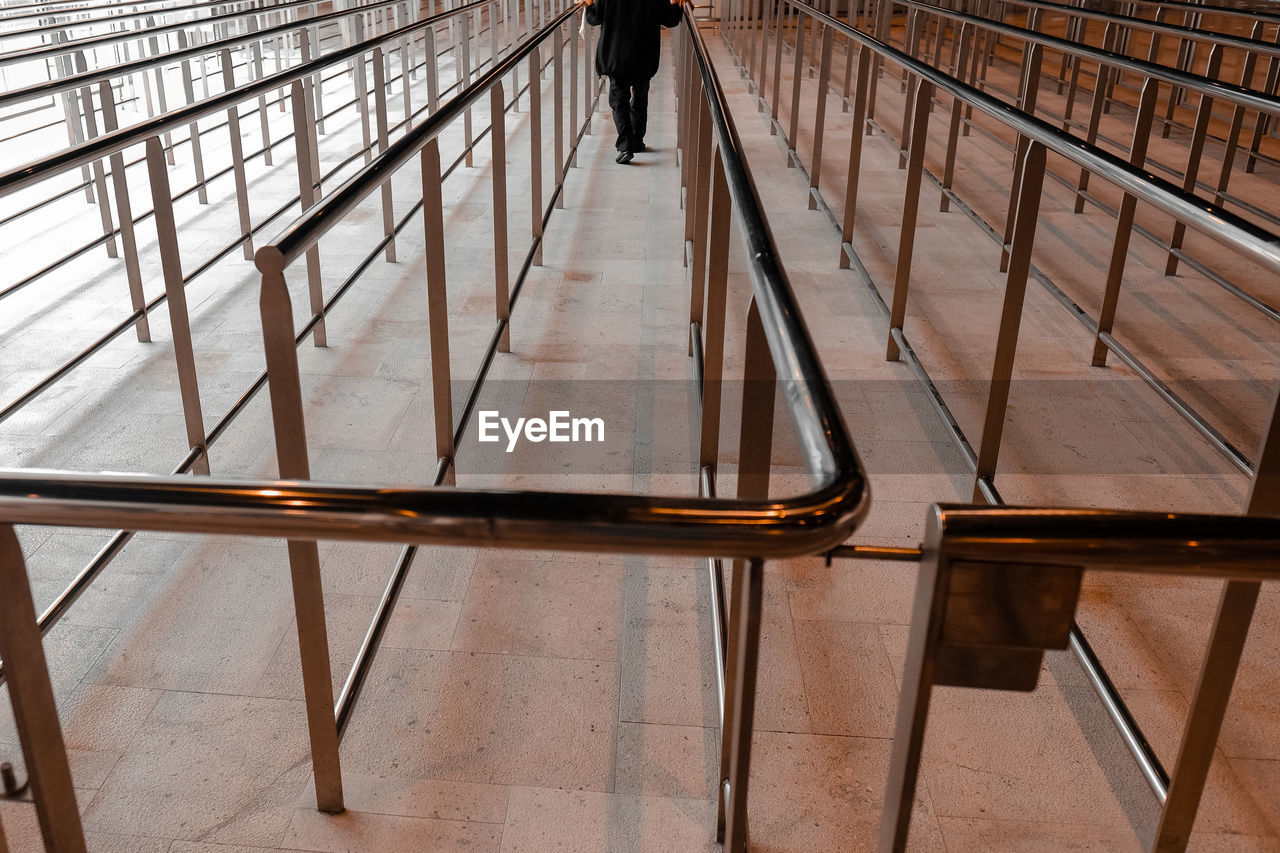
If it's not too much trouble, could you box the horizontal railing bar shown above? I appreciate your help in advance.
[701,465,728,729]
[335,542,416,738]
[933,504,1280,575]
[1069,626,1171,800]
[827,543,924,561]
[0,466,864,558]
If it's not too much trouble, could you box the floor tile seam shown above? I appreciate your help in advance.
[926,805,1140,833]
[294,801,513,827]
[430,644,619,666]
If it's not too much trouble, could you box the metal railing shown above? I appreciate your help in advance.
[0,0,293,28]
[0,5,868,852]
[721,0,1280,833]
[0,0,396,69]
[864,0,1280,312]
[0,0,499,457]
[0,0,565,688]
[882,0,1280,185]
[878,499,1280,852]
[0,0,314,45]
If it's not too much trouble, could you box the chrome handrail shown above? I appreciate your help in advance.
[928,505,1280,573]
[0,465,865,557]
[0,0,490,197]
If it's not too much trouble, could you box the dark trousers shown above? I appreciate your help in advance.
[608,75,650,152]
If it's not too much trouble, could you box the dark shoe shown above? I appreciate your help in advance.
[629,142,646,153]
[616,151,634,164]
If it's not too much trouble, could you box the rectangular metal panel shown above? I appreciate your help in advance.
[941,560,1082,650]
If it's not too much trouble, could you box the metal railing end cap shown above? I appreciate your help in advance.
[254,245,287,276]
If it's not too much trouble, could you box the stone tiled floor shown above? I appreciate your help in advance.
[1,12,1280,853]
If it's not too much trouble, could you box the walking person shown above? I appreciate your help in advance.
[582,0,686,164]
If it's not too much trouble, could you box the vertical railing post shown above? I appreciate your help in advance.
[700,156,732,473]
[99,82,152,342]
[1072,22,1115,213]
[756,0,771,108]
[529,45,544,265]
[1246,27,1280,174]
[220,48,256,260]
[256,260,345,815]
[839,47,871,269]
[421,138,458,481]
[71,52,119,260]
[289,82,328,348]
[174,32,209,203]
[1092,79,1158,367]
[841,26,854,115]
[584,11,594,130]
[718,298,773,853]
[426,26,441,113]
[877,509,949,853]
[1165,44,1224,276]
[1212,24,1263,209]
[688,97,714,346]
[372,46,398,262]
[401,35,413,123]
[939,22,970,212]
[570,5,579,165]
[808,24,834,208]
[769,0,785,135]
[491,84,512,353]
[0,527,87,853]
[1150,381,1280,851]
[303,22,327,135]
[1000,42,1042,272]
[249,17,274,164]
[461,11,475,166]
[971,141,1047,501]
[145,137,211,476]
[786,8,807,164]
[885,78,933,362]
[554,20,565,206]
[1059,17,1087,130]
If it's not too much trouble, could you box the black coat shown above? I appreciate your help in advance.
[585,0,683,81]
